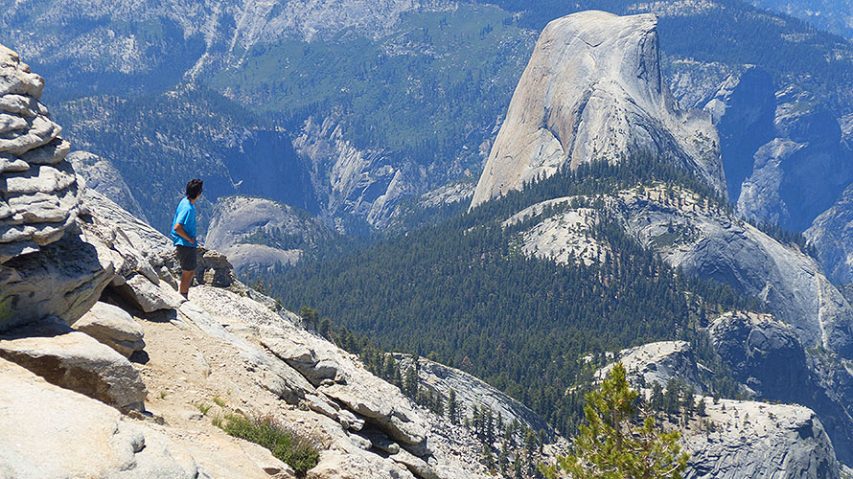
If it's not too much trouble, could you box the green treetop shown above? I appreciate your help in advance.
[543,363,689,479]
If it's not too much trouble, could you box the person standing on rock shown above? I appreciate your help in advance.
[171,179,203,299]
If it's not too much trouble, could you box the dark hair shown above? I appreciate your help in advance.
[186,179,204,199]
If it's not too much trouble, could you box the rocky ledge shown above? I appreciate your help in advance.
[598,339,843,478]
[0,43,489,479]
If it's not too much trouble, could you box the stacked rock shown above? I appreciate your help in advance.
[0,44,79,263]
[1,44,113,332]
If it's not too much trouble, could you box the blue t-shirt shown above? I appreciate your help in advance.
[170,197,197,247]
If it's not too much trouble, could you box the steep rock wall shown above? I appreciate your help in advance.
[470,11,723,208]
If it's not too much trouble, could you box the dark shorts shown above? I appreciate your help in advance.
[176,245,198,272]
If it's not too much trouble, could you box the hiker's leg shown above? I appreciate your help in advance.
[179,269,195,295]
[175,245,198,297]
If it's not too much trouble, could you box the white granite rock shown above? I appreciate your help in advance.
[0,358,197,479]
[0,320,147,411]
[684,399,840,479]
[0,44,78,259]
[205,196,331,273]
[596,341,714,394]
[122,274,185,313]
[395,353,560,442]
[598,340,843,478]
[805,185,853,287]
[73,301,145,357]
[0,44,116,332]
[470,11,723,208]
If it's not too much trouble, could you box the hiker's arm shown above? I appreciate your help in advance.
[174,223,196,245]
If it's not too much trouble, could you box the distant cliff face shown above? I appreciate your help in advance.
[394,353,562,442]
[2,0,848,235]
[69,151,147,222]
[205,195,335,272]
[470,11,723,208]
[0,0,533,231]
[806,185,853,288]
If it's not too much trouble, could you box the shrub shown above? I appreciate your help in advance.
[217,413,320,475]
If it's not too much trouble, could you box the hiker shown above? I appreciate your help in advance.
[171,179,203,299]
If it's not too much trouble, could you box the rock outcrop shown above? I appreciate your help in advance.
[394,353,561,442]
[0,358,198,479]
[0,319,147,412]
[73,301,146,357]
[806,185,853,288]
[0,45,78,258]
[599,340,843,478]
[595,341,714,394]
[0,44,113,331]
[205,195,333,272]
[470,11,723,208]
[683,398,841,479]
[504,202,609,266]
[709,311,853,462]
[69,150,147,222]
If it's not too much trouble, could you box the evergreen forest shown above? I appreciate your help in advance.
[249,157,761,434]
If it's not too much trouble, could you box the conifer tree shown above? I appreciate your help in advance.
[650,382,665,413]
[403,366,418,399]
[543,363,689,479]
[696,397,707,417]
[482,443,496,472]
[447,389,459,424]
[319,318,331,339]
[299,306,319,330]
[434,392,445,416]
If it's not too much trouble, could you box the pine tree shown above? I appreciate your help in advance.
[542,363,689,479]
[481,443,496,472]
[403,366,418,400]
[447,389,459,424]
[650,382,665,413]
[393,363,403,388]
[298,306,319,330]
[382,355,396,383]
[664,379,681,418]
[434,392,445,416]
[683,387,696,422]
[319,318,331,339]
[485,406,495,444]
[696,397,707,417]
[498,442,509,473]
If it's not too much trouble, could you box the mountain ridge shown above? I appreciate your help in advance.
[2,0,849,242]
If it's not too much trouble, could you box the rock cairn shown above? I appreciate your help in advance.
[0,44,78,261]
[0,44,110,332]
